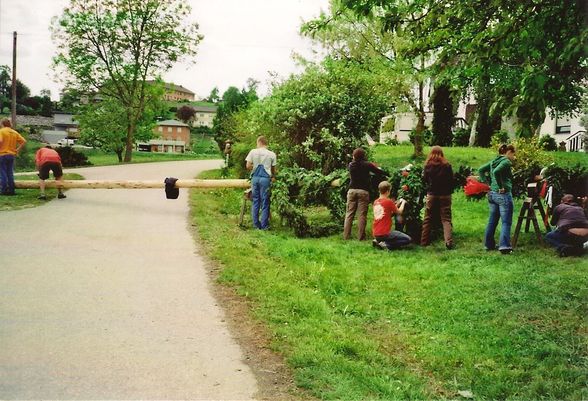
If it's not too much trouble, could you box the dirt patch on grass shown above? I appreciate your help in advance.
[192,228,315,401]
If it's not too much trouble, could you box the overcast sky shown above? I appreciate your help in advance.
[0,0,329,100]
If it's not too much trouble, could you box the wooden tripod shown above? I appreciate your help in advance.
[512,195,551,247]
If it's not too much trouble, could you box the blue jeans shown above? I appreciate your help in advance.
[484,191,514,250]
[545,229,586,254]
[251,165,271,229]
[375,231,412,250]
[0,154,16,194]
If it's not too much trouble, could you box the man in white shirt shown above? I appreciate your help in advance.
[245,136,277,229]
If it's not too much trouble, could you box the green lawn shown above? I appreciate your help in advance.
[1,173,84,211]
[372,144,587,169]
[190,148,587,400]
[80,147,220,167]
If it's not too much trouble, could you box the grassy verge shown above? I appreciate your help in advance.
[372,144,587,168]
[81,147,220,167]
[1,173,84,211]
[191,167,587,400]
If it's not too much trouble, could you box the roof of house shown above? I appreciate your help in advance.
[147,80,195,95]
[54,113,78,126]
[193,105,218,113]
[156,119,190,127]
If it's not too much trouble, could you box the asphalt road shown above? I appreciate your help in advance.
[0,160,259,399]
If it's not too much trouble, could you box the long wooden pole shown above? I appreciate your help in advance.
[14,179,251,189]
[15,178,342,189]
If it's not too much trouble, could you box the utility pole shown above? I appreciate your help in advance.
[11,31,17,127]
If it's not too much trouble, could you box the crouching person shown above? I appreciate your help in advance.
[545,194,588,257]
[372,180,412,250]
[35,145,66,200]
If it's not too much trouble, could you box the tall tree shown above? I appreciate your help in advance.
[340,0,588,137]
[77,84,165,162]
[303,4,427,156]
[431,83,453,146]
[212,81,259,149]
[52,0,202,162]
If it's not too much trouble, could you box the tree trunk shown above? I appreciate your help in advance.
[431,83,453,146]
[123,118,136,163]
[413,111,425,157]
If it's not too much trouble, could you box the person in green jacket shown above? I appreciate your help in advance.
[478,144,516,254]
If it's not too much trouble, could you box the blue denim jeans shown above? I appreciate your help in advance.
[545,229,586,254]
[0,154,16,194]
[375,230,412,250]
[484,191,514,250]
[251,165,271,229]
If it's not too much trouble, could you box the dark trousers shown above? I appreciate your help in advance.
[421,194,453,246]
[545,229,586,255]
[375,231,412,250]
[0,154,16,195]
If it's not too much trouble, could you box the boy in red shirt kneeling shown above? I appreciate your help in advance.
[372,181,412,250]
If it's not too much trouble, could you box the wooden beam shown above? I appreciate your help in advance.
[14,179,251,190]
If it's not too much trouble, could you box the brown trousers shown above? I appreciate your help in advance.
[421,194,453,246]
[343,189,370,240]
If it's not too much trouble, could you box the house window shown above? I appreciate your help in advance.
[556,125,571,134]
[200,113,204,117]
[167,127,173,133]
[158,127,163,132]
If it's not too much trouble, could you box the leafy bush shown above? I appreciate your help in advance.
[452,128,470,147]
[409,128,433,146]
[510,138,553,197]
[395,165,425,242]
[490,130,510,149]
[544,164,588,200]
[55,146,91,167]
[384,136,400,146]
[453,165,473,190]
[15,143,36,171]
[538,134,557,151]
[229,141,255,178]
[272,168,348,237]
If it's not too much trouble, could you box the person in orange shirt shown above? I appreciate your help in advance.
[372,180,412,250]
[35,146,66,200]
[0,119,26,195]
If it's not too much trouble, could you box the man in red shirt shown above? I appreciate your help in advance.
[372,181,411,250]
[35,146,66,200]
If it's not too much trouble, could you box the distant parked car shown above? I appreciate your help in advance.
[57,138,76,146]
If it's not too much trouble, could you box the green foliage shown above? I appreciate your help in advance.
[544,164,588,201]
[490,130,511,150]
[452,128,470,147]
[52,0,202,162]
[396,165,425,241]
[538,134,558,151]
[272,168,348,238]
[212,81,259,150]
[509,138,554,197]
[77,84,165,162]
[55,146,91,167]
[409,128,432,147]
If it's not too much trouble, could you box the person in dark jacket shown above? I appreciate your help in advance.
[343,148,386,240]
[545,194,588,257]
[420,146,454,248]
[478,144,516,254]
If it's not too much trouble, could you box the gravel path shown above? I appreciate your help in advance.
[0,160,259,400]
